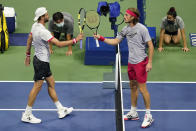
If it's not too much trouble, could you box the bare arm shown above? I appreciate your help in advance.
[146,40,154,72]
[25,34,33,66]
[50,38,74,47]
[50,34,83,47]
[158,28,165,52]
[49,32,54,54]
[66,34,73,56]
[181,29,187,46]
[94,34,120,45]
[180,29,189,52]
[26,34,33,54]
[180,28,189,52]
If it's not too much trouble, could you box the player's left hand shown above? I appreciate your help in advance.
[25,56,31,66]
[182,47,190,52]
[146,62,152,72]
[66,50,72,56]
[93,34,100,39]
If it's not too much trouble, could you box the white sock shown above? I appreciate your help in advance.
[55,101,63,110]
[146,109,151,114]
[25,105,32,114]
[130,106,137,113]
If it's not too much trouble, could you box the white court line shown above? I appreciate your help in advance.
[0,81,196,84]
[103,81,196,84]
[0,81,102,83]
[1,109,196,112]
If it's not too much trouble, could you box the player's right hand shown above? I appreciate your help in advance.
[76,33,84,42]
[93,34,100,39]
[158,47,164,52]
[25,56,30,66]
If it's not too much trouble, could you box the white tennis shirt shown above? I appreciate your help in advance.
[30,22,54,62]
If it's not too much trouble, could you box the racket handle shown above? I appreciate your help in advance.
[95,39,100,47]
[80,40,82,49]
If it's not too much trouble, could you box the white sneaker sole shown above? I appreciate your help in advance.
[59,107,74,119]
[21,112,42,124]
[21,117,41,124]
[141,119,154,128]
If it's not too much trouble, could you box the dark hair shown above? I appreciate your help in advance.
[53,12,63,22]
[167,7,177,18]
[128,8,140,25]
[38,14,46,21]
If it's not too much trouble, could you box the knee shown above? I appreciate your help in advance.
[173,39,180,44]
[130,81,137,91]
[164,39,171,45]
[138,87,149,95]
[48,82,55,88]
[34,84,42,91]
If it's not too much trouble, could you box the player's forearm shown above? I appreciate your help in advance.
[26,34,33,54]
[103,38,120,46]
[58,40,74,47]
[148,41,154,63]
[51,38,75,47]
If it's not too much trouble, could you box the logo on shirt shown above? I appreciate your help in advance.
[127,32,137,38]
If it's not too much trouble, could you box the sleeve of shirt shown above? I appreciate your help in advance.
[177,17,185,29]
[142,27,151,43]
[116,26,127,42]
[40,29,54,42]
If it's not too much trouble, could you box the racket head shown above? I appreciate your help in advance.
[78,8,86,32]
[86,10,100,30]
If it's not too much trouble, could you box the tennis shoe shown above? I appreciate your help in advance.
[58,107,73,119]
[141,114,154,128]
[124,111,139,120]
[21,112,41,124]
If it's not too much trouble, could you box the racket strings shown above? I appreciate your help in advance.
[86,11,100,28]
[79,12,85,25]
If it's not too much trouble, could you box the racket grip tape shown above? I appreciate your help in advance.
[96,39,100,47]
[80,40,83,49]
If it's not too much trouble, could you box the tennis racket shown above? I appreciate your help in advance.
[86,10,100,47]
[78,8,86,49]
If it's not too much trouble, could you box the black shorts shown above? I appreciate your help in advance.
[33,56,52,81]
[165,30,178,36]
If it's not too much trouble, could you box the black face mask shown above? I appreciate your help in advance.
[167,20,174,24]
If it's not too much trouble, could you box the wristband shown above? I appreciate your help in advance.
[98,36,105,42]
[26,52,31,57]
[72,38,77,44]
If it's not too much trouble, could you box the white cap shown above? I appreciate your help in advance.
[34,7,47,21]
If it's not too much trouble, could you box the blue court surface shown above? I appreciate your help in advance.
[0,81,196,131]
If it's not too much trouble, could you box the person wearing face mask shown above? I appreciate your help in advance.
[158,7,189,52]
[48,12,74,55]
[94,7,154,128]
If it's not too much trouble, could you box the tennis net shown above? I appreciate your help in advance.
[115,44,125,131]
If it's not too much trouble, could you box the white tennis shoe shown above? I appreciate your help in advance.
[58,107,73,119]
[124,111,139,120]
[141,113,154,128]
[21,112,41,124]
